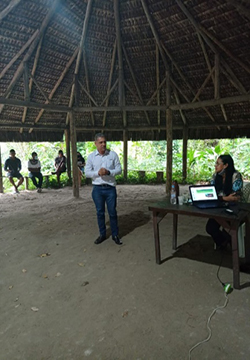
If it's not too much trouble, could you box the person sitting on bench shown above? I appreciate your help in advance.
[77,151,85,187]
[28,152,43,193]
[52,150,67,185]
[4,149,24,194]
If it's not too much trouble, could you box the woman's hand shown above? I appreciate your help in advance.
[223,192,240,202]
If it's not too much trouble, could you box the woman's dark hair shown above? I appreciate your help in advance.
[215,154,236,195]
[32,152,37,157]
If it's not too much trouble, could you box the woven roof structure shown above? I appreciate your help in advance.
[0,0,250,142]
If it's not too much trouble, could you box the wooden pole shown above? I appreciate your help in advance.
[166,70,172,197]
[69,112,79,198]
[214,54,220,99]
[65,129,71,182]
[182,126,188,182]
[123,130,128,180]
[0,146,3,193]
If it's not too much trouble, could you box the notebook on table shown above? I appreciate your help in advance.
[189,185,221,209]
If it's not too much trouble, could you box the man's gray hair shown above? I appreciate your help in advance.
[95,133,106,141]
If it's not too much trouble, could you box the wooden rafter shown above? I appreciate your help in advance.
[156,44,160,128]
[21,36,43,133]
[0,30,39,80]
[173,87,186,125]
[175,0,250,75]
[66,0,93,125]
[0,0,21,22]
[192,67,215,103]
[83,50,95,125]
[0,93,249,113]
[161,43,217,125]
[2,121,250,132]
[122,42,150,125]
[226,0,250,21]
[114,0,126,127]
[77,79,98,107]
[197,34,229,127]
[0,0,59,115]
[102,40,117,126]
[28,47,79,133]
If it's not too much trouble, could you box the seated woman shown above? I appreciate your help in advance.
[77,151,85,187]
[206,154,243,249]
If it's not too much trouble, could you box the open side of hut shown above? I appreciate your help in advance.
[0,0,250,194]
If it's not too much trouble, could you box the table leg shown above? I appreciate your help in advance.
[172,214,178,250]
[152,210,161,264]
[231,228,240,289]
[244,215,250,263]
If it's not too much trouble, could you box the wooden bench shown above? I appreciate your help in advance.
[24,174,51,190]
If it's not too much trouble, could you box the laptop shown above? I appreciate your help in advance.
[189,184,221,209]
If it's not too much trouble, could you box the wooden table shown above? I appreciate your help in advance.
[148,201,250,289]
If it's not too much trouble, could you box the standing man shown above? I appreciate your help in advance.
[4,149,24,194]
[52,150,67,186]
[28,152,43,193]
[85,133,122,245]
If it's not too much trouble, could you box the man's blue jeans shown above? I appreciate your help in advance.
[92,185,118,237]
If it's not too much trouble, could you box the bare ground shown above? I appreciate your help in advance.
[0,184,250,360]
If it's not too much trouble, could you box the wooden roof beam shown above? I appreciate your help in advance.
[3,0,60,99]
[0,0,21,22]
[226,0,250,22]
[66,0,93,125]
[1,94,249,112]
[103,40,117,126]
[21,36,43,133]
[170,94,250,111]
[114,0,126,127]
[160,43,217,125]
[122,42,151,125]
[77,79,98,107]
[192,67,215,103]
[175,0,250,75]
[83,50,95,125]
[0,29,39,80]
[28,47,78,133]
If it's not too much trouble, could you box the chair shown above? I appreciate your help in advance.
[242,182,250,203]
[238,183,250,257]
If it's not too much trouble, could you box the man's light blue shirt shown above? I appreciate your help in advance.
[85,149,122,186]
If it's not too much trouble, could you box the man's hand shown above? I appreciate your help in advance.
[98,168,109,176]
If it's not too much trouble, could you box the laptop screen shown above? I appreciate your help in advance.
[189,185,218,202]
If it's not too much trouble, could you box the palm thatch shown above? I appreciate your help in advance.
[0,0,250,142]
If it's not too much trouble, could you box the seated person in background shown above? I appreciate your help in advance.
[28,152,43,193]
[4,149,24,194]
[77,151,85,187]
[206,154,243,249]
[52,150,67,185]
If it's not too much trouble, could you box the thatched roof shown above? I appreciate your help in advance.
[0,0,250,142]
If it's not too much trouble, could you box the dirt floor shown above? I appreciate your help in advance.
[0,184,250,360]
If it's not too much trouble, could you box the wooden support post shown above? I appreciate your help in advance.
[0,146,3,193]
[166,71,172,197]
[23,62,30,101]
[123,130,128,180]
[65,129,71,182]
[166,108,173,196]
[182,126,188,182]
[25,176,29,190]
[69,113,79,198]
[214,53,220,99]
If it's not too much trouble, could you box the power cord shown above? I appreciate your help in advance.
[188,292,229,360]
[188,246,232,359]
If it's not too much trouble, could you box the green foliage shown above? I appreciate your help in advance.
[1,138,250,193]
